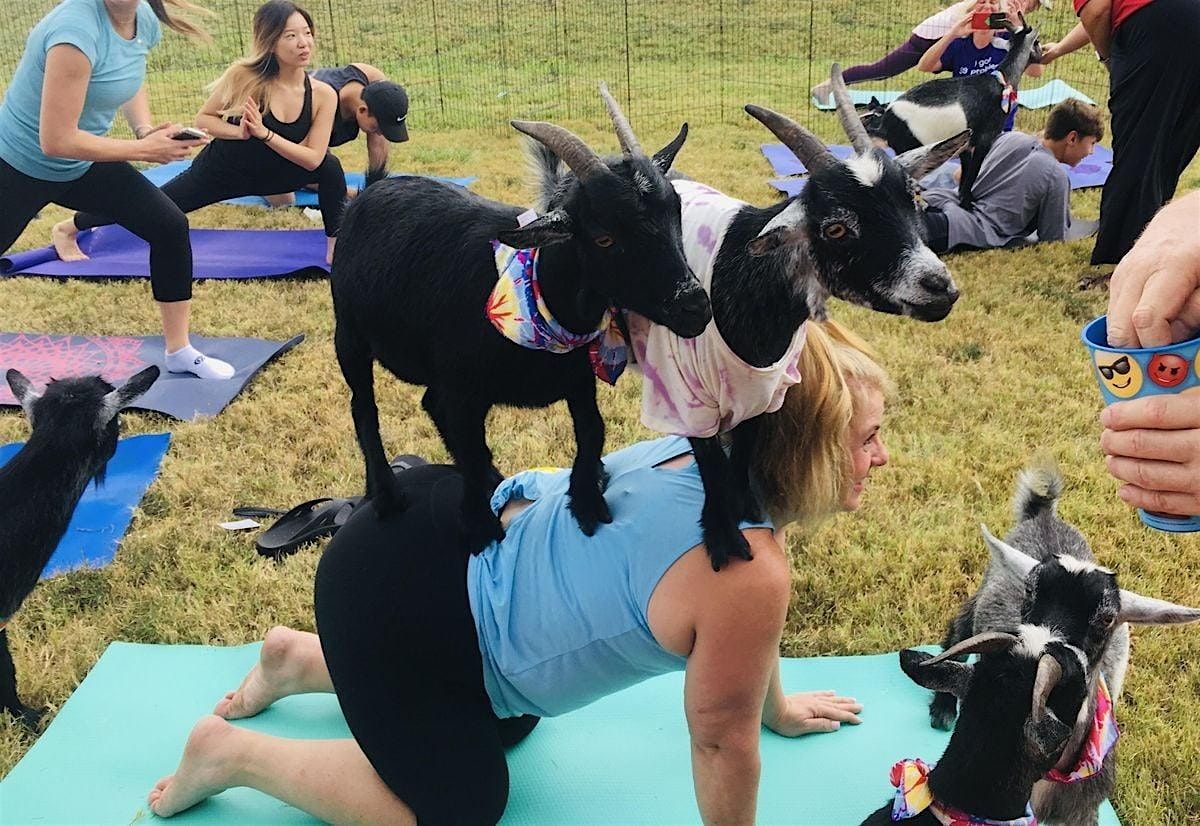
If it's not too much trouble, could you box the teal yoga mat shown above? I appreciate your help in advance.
[0,643,1121,825]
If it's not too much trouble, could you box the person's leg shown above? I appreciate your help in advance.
[921,207,950,253]
[214,626,333,720]
[814,35,936,100]
[0,158,57,255]
[312,153,347,264]
[148,715,416,823]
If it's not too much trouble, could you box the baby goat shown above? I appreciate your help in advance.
[929,465,1200,825]
[533,67,966,567]
[0,366,158,727]
[862,626,1090,825]
[332,87,710,553]
[864,14,1042,210]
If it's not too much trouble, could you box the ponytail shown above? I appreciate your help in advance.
[146,0,212,40]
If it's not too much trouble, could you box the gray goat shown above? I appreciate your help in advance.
[930,463,1200,825]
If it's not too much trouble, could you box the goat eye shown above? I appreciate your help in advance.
[594,235,615,248]
[823,223,848,240]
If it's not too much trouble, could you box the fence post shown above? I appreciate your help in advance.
[430,0,446,122]
[718,0,725,122]
[623,0,633,120]
[806,0,815,121]
[324,0,341,66]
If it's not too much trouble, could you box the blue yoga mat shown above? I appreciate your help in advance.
[140,160,477,207]
[0,433,169,579]
[0,225,329,279]
[812,79,1095,111]
[0,332,303,420]
[0,642,1121,824]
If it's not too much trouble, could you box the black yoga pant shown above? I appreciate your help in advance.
[921,207,950,254]
[840,34,936,85]
[314,464,538,825]
[0,157,192,302]
[75,150,347,238]
[1092,0,1200,265]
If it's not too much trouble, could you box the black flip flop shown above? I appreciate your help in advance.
[252,496,360,558]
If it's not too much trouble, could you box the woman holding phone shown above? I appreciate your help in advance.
[0,0,236,379]
[58,0,348,267]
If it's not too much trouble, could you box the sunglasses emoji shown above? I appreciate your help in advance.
[1094,353,1143,398]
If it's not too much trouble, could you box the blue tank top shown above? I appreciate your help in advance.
[466,435,774,719]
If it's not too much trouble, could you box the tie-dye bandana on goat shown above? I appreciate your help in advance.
[890,759,1039,826]
[1046,675,1120,784]
[485,241,628,385]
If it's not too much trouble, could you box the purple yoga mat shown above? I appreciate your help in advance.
[0,332,303,420]
[0,225,328,280]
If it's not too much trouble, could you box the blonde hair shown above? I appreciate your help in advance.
[206,1,314,118]
[753,320,894,529]
[147,0,212,39]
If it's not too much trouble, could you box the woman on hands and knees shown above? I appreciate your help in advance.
[148,320,891,825]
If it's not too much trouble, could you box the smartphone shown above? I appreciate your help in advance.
[171,127,206,141]
[971,11,1007,29]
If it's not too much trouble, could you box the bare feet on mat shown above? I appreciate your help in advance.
[148,715,238,817]
[810,80,832,105]
[326,235,336,266]
[50,220,88,261]
[214,626,309,720]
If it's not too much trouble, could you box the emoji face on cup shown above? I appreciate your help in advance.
[1148,352,1190,388]
[1094,352,1142,398]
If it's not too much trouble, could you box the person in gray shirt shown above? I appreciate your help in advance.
[921,99,1104,252]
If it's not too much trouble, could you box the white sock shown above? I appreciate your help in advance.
[165,345,236,380]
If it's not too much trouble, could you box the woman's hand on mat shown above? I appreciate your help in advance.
[241,98,269,141]
[1107,191,1200,348]
[138,123,206,164]
[1101,388,1200,517]
[763,690,863,737]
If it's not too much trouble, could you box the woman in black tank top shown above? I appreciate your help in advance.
[65,2,347,265]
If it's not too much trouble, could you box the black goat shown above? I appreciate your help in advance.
[331,87,711,553]
[930,466,1200,825]
[534,67,966,568]
[861,627,1089,825]
[864,14,1042,210]
[0,366,158,728]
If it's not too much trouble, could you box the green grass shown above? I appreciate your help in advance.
[1,2,1199,821]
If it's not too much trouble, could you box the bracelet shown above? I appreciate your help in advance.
[134,124,153,139]
[262,129,274,144]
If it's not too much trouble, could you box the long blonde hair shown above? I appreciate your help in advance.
[753,320,895,528]
[206,1,314,118]
[147,0,211,39]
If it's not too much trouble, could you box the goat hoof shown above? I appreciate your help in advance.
[567,492,613,537]
[704,529,752,571]
[462,513,506,556]
[4,703,45,731]
[929,697,959,731]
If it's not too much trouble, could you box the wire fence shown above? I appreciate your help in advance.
[1,1,1110,136]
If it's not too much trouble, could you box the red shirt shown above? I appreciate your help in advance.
[1073,0,1155,31]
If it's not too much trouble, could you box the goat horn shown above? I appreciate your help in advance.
[1116,590,1200,626]
[511,120,609,184]
[598,82,643,158]
[744,104,835,174]
[1030,653,1063,722]
[923,631,1019,666]
[830,64,874,155]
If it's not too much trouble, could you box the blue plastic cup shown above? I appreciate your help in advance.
[1081,315,1200,532]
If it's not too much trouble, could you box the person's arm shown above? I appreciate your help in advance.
[1076,0,1113,60]
[39,44,202,164]
[242,81,337,172]
[685,531,790,825]
[1040,22,1093,64]
[120,84,154,139]
[1101,388,1200,517]
[1106,191,1200,347]
[352,61,387,83]
[1035,167,1070,242]
[760,659,863,736]
[1023,61,1044,78]
[917,16,974,73]
[193,84,248,141]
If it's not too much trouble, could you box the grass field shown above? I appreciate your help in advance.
[2,2,1200,823]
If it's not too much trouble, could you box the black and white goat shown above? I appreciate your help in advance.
[0,366,158,727]
[331,88,711,553]
[929,464,1200,825]
[864,14,1042,210]
[861,625,1090,825]
[532,68,968,567]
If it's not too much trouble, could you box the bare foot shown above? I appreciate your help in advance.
[214,626,309,720]
[326,235,336,266]
[148,715,239,817]
[51,220,89,262]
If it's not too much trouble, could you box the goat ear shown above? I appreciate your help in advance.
[895,130,972,180]
[651,123,689,174]
[101,365,159,423]
[496,210,575,249]
[981,523,1039,580]
[748,201,806,257]
[1116,589,1200,626]
[5,369,41,418]
[1024,712,1072,763]
[900,649,972,698]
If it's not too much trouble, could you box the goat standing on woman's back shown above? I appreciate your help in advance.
[0,366,158,728]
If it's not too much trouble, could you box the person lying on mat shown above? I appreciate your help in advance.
[263,63,408,207]
[146,320,890,824]
[920,99,1103,252]
[55,0,347,266]
[0,0,235,381]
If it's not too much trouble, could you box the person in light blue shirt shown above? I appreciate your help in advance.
[0,0,235,380]
[143,321,894,825]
